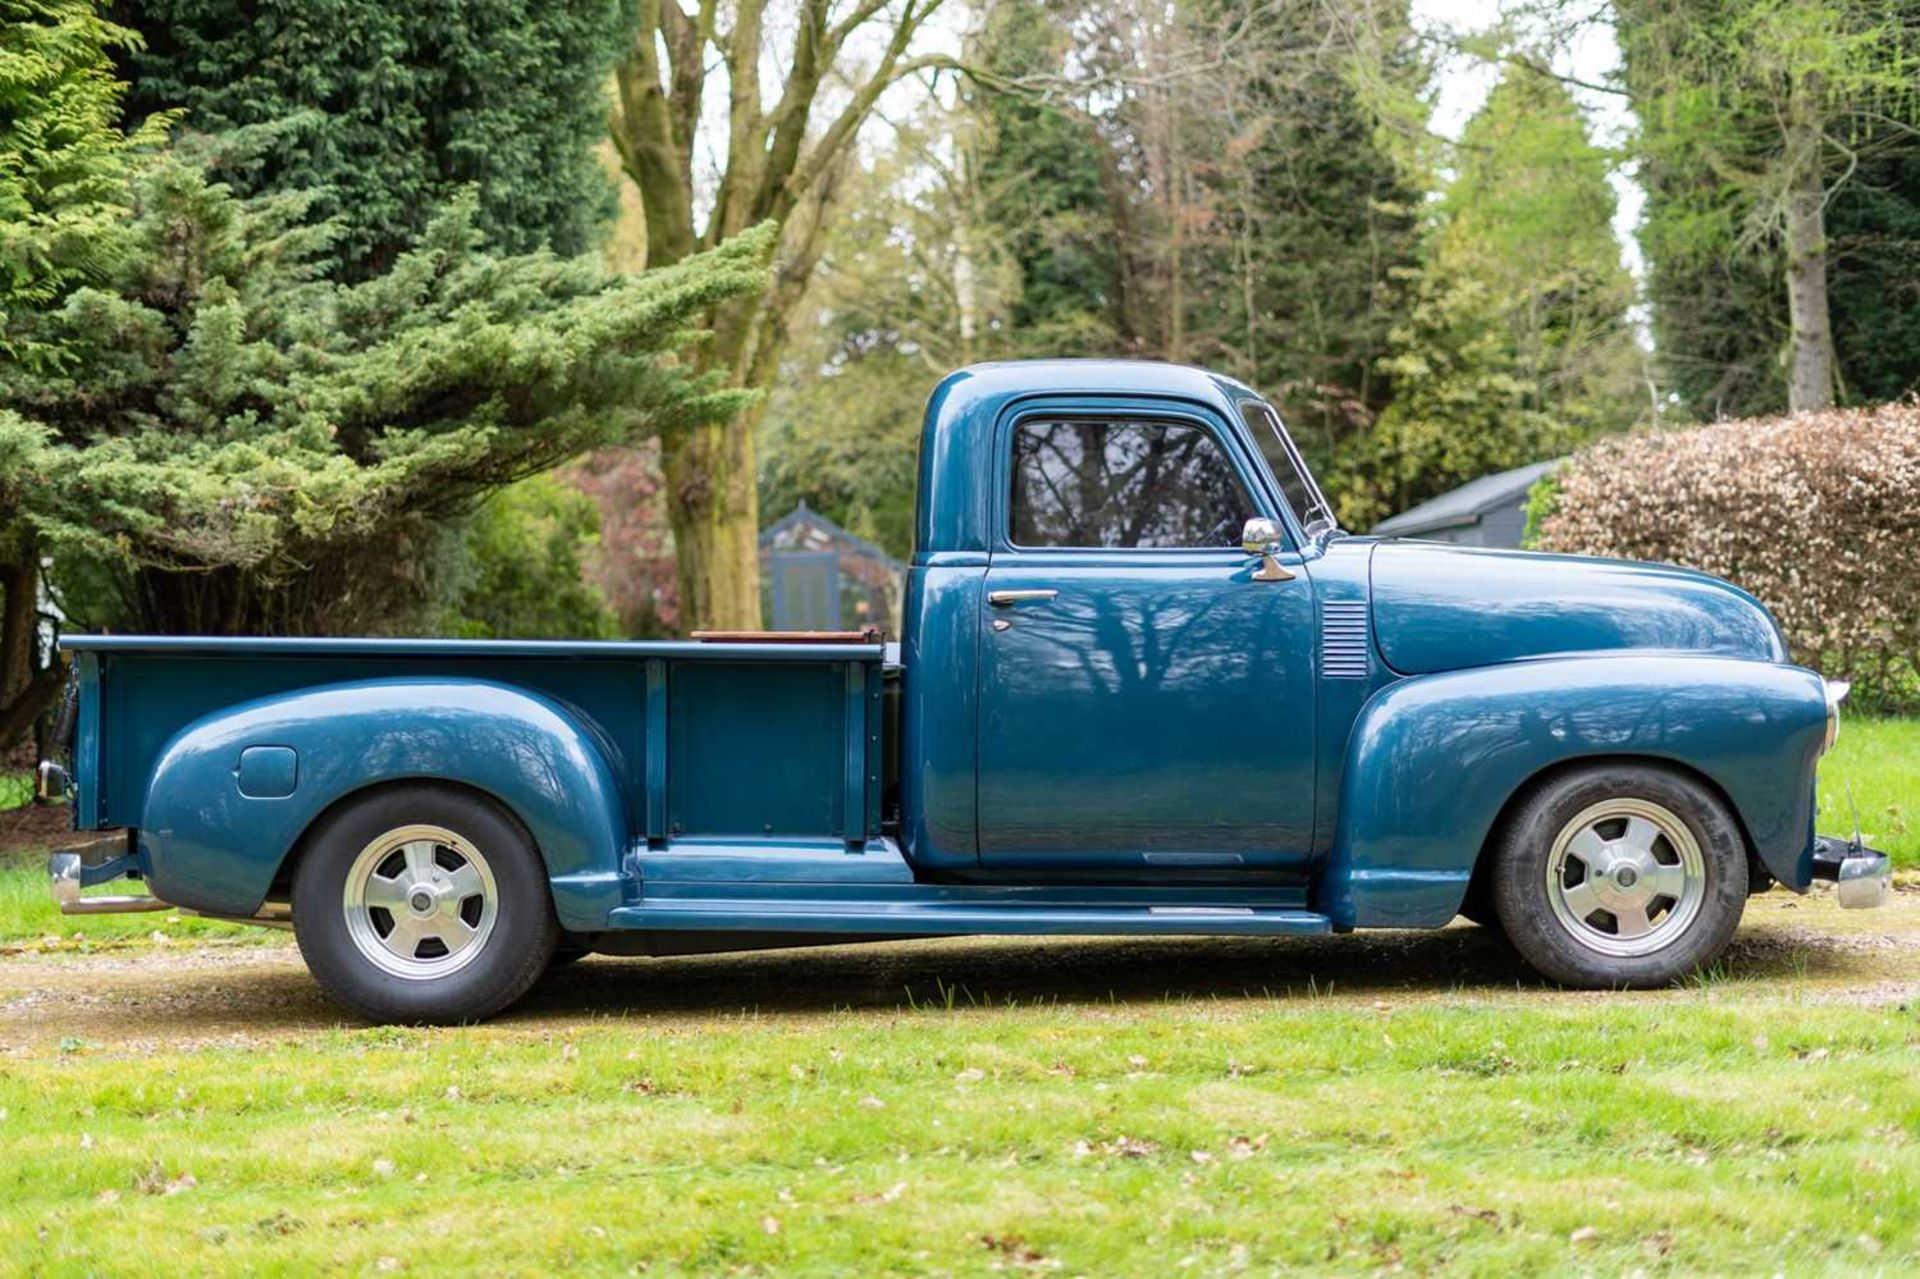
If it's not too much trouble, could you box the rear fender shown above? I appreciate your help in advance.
[135,678,629,930]
[1315,656,1827,929]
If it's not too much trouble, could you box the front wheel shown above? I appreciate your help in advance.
[292,784,559,1023]
[1490,763,1748,988]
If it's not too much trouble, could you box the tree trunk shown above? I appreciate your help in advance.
[661,408,763,632]
[1784,171,1835,413]
[1785,74,1834,414]
[0,529,38,710]
[0,527,62,754]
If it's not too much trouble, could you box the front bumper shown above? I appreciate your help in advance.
[1811,835,1893,910]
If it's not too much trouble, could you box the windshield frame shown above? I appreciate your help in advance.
[1238,400,1340,541]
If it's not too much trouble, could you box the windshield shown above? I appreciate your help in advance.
[1238,401,1339,539]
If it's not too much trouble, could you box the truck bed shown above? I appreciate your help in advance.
[66,635,887,852]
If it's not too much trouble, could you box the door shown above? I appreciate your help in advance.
[977,412,1317,876]
[771,551,841,630]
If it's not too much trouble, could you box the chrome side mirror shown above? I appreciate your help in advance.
[1240,516,1283,554]
[1239,516,1294,582]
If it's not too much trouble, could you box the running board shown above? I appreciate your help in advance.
[607,899,1332,938]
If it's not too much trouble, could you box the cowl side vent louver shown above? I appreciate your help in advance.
[1321,601,1370,679]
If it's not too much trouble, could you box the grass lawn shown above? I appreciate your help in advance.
[1819,715,1920,866]
[0,888,1914,1275]
[0,925,1916,1275]
[0,722,1912,1273]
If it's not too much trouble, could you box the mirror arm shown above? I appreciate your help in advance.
[1252,550,1295,582]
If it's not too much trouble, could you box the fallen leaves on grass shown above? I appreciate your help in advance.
[980,1234,1050,1267]
[852,1182,908,1205]
[255,1210,304,1236]
[1073,1135,1159,1159]
[133,1158,196,1196]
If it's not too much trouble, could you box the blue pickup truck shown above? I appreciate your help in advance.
[42,360,1888,1023]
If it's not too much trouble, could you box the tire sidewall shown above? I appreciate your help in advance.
[293,785,558,1023]
[1493,765,1749,988]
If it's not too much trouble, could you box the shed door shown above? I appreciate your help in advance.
[771,552,841,630]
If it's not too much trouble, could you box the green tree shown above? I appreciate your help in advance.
[607,0,954,631]
[1338,66,1641,527]
[758,0,1427,544]
[434,474,620,639]
[114,0,628,278]
[965,0,1425,465]
[1,0,166,366]
[968,0,1129,358]
[9,140,770,638]
[0,0,167,739]
[1619,0,1920,413]
[757,86,1018,558]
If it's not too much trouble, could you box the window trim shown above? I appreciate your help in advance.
[996,406,1284,555]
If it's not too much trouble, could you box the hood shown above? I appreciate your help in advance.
[1368,541,1787,676]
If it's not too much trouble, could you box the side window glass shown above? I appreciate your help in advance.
[1009,419,1256,549]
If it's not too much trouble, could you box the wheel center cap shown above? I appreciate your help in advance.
[1614,865,1639,890]
[408,889,438,915]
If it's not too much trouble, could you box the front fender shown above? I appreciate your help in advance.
[136,678,630,931]
[1316,656,1827,929]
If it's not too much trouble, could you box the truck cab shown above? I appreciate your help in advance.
[44,360,1889,1023]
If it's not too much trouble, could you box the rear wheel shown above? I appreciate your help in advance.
[1491,763,1747,988]
[292,785,558,1023]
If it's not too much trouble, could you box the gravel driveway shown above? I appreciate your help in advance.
[2,884,1914,1052]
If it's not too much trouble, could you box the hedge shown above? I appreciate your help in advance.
[1533,402,1920,710]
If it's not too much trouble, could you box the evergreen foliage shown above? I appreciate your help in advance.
[434,474,620,639]
[6,136,771,634]
[969,1,1126,356]
[0,0,167,738]
[0,0,164,369]
[973,0,1427,462]
[1334,67,1641,528]
[113,0,628,278]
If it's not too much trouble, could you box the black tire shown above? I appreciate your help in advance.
[1456,871,1503,932]
[292,784,559,1024]
[1491,762,1748,989]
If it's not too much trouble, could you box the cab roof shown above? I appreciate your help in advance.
[914,360,1271,557]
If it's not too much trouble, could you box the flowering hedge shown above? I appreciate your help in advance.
[1533,402,1920,710]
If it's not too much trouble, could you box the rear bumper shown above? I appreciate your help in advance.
[1811,835,1893,910]
[48,833,171,915]
[50,834,293,926]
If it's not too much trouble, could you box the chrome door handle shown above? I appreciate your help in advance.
[988,589,1058,606]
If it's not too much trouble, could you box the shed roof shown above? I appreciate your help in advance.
[759,501,904,570]
[1369,458,1565,539]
